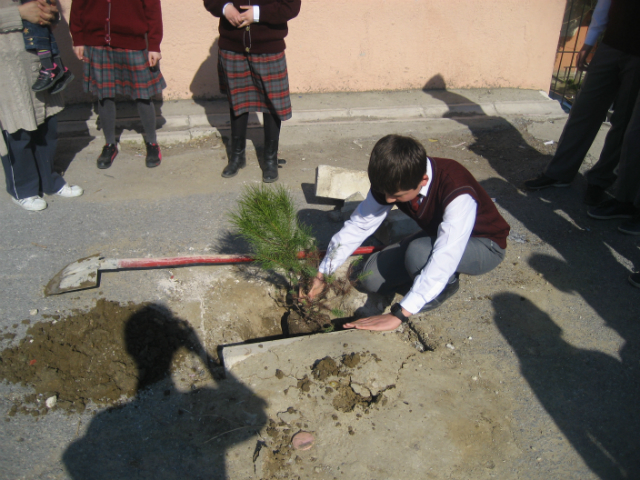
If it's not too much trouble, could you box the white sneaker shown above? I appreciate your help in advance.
[12,196,47,211]
[56,184,84,197]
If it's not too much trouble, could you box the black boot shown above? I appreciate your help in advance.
[262,139,279,183]
[222,135,246,178]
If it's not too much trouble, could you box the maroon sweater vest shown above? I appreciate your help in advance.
[602,0,640,58]
[372,157,510,249]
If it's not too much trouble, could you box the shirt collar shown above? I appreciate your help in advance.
[419,157,433,197]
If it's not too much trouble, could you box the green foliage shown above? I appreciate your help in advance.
[229,184,319,286]
[330,308,345,318]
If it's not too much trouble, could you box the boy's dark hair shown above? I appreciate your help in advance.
[368,135,427,195]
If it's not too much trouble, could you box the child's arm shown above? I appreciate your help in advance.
[142,0,163,53]
[68,0,87,46]
[257,0,300,24]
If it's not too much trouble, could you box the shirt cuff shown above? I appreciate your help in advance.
[254,5,260,22]
[400,280,447,314]
[222,2,232,16]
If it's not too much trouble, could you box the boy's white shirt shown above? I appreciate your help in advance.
[318,158,478,314]
[223,3,260,21]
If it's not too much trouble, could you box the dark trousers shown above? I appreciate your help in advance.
[613,89,640,208]
[545,43,640,188]
[358,230,506,295]
[1,116,65,199]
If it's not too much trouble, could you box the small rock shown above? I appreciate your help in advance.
[29,309,38,316]
[446,343,455,350]
[45,396,57,409]
[292,431,315,451]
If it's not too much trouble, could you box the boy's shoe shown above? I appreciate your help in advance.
[523,173,570,190]
[97,144,118,169]
[628,273,640,289]
[12,196,47,211]
[145,142,162,168]
[583,184,607,206]
[50,69,75,95]
[418,275,460,313]
[55,184,84,198]
[32,63,63,92]
[618,215,640,235]
[587,198,636,220]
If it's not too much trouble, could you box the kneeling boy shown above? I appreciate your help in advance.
[305,134,510,331]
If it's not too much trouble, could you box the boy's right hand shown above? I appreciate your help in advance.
[299,273,325,300]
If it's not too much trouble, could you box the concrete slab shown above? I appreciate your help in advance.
[315,165,370,200]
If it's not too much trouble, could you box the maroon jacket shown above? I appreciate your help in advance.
[70,0,163,52]
[372,157,510,249]
[203,0,301,54]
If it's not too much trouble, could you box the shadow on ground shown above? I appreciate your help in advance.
[63,304,267,480]
[422,75,640,478]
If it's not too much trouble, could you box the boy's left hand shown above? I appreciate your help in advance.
[149,52,162,68]
[343,314,402,331]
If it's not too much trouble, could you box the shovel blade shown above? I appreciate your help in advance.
[44,254,102,296]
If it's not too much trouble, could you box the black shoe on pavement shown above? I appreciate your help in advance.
[618,214,640,235]
[222,135,246,178]
[524,173,570,190]
[97,144,118,169]
[418,275,460,313]
[583,184,607,206]
[628,272,640,289]
[587,198,637,220]
[262,139,279,183]
[50,68,75,95]
[32,63,63,92]
[145,142,162,168]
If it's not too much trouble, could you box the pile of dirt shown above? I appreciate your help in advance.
[0,299,206,416]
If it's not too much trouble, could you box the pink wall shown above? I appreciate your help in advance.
[56,0,565,103]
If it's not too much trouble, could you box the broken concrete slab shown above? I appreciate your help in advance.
[315,165,370,200]
[341,192,365,220]
[374,209,421,245]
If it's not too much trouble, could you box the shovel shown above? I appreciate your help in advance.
[44,246,382,296]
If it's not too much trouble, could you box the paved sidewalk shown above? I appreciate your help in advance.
[57,88,565,144]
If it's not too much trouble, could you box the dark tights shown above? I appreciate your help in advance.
[98,98,157,145]
[230,110,281,143]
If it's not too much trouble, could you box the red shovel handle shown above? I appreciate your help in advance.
[115,246,383,269]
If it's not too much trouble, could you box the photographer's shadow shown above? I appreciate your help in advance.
[63,304,267,480]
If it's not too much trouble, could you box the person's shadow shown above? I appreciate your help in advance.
[422,75,640,478]
[62,304,267,479]
[493,293,640,479]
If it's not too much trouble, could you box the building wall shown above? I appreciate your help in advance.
[56,0,565,103]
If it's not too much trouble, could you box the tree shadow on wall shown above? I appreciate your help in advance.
[63,304,267,480]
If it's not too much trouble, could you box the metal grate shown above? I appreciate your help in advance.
[549,0,598,112]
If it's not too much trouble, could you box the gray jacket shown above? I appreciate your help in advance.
[0,0,64,155]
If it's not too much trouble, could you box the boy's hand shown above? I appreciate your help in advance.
[149,52,162,67]
[300,273,325,300]
[343,314,402,332]
[576,44,593,72]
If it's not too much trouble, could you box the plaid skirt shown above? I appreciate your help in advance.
[218,49,292,121]
[83,46,166,100]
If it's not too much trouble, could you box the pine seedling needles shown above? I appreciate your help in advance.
[229,185,319,287]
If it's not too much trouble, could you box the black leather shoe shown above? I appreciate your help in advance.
[619,215,640,235]
[97,144,118,169]
[587,198,636,220]
[583,184,607,206]
[262,139,279,183]
[523,173,570,190]
[222,135,246,178]
[418,275,460,313]
[50,68,75,95]
[145,142,162,168]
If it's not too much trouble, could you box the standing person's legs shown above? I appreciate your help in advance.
[136,99,161,168]
[222,109,248,178]
[357,230,505,309]
[33,115,65,195]
[586,52,640,189]
[96,98,118,169]
[540,45,623,183]
[262,113,281,183]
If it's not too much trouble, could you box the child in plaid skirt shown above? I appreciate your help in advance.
[204,0,301,183]
[69,0,166,169]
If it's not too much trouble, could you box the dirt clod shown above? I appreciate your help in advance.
[311,356,339,381]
